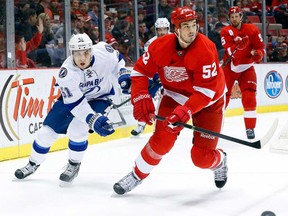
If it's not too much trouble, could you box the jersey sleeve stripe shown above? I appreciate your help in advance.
[64,95,86,111]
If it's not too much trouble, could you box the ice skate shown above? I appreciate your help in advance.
[131,123,146,136]
[113,171,142,195]
[246,128,255,139]
[213,152,228,189]
[14,161,40,180]
[59,160,81,185]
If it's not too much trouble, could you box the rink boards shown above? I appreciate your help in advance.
[0,64,287,161]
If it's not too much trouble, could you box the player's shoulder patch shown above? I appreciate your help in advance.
[104,44,114,53]
[59,67,68,78]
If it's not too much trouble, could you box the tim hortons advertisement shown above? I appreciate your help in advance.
[0,70,60,147]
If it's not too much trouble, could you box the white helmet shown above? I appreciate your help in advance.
[69,33,92,51]
[155,17,170,31]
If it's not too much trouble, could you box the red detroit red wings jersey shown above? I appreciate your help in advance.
[220,23,265,66]
[133,33,226,114]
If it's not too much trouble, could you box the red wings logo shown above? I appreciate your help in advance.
[164,66,188,82]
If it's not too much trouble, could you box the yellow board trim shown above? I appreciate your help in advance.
[1,104,287,162]
[0,125,153,162]
[225,104,288,117]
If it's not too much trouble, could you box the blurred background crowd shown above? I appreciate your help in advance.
[0,0,287,69]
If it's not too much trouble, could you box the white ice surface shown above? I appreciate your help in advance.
[0,112,287,216]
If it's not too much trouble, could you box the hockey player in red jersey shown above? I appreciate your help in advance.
[220,6,265,139]
[113,6,228,195]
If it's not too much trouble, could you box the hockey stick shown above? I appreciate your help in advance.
[270,121,288,153]
[88,98,128,133]
[110,97,131,109]
[221,48,238,68]
[110,80,162,109]
[105,97,127,127]
[154,115,278,149]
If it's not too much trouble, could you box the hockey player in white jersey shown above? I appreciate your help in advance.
[131,18,170,136]
[15,33,131,184]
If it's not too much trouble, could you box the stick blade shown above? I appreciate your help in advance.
[270,120,288,154]
[258,118,279,148]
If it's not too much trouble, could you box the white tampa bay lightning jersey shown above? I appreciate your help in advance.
[56,41,126,123]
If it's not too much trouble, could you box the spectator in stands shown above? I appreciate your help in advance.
[46,25,65,67]
[29,0,45,15]
[0,31,6,68]
[71,0,80,16]
[117,35,134,66]
[270,42,288,62]
[158,0,173,21]
[39,0,53,19]
[208,0,217,14]
[15,17,43,68]
[182,0,194,9]
[88,2,99,27]
[84,19,99,45]
[208,22,225,61]
[217,13,229,26]
[50,0,63,22]
[106,35,119,50]
[15,35,36,68]
[195,9,205,32]
[15,0,31,24]
[138,21,150,55]
[46,14,79,67]
[272,0,288,28]
[75,14,85,33]
[217,0,230,8]
[112,19,130,41]
[249,0,262,16]
[16,8,38,41]
[0,51,5,69]
[168,0,179,7]
[241,0,254,16]
[214,2,229,15]
[207,11,218,29]
[195,0,205,12]
[104,15,113,35]
[32,12,54,67]
[78,1,90,22]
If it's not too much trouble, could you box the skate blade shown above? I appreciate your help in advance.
[59,180,73,187]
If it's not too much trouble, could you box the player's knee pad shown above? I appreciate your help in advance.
[67,118,89,142]
[191,145,220,169]
[148,130,177,155]
[35,125,58,148]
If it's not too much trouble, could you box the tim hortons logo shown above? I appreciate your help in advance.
[0,75,61,141]
[164,66,188,82]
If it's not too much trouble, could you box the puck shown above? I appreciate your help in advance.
[261,211,276,216]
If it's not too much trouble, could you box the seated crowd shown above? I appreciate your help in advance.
[6,0,288,69]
